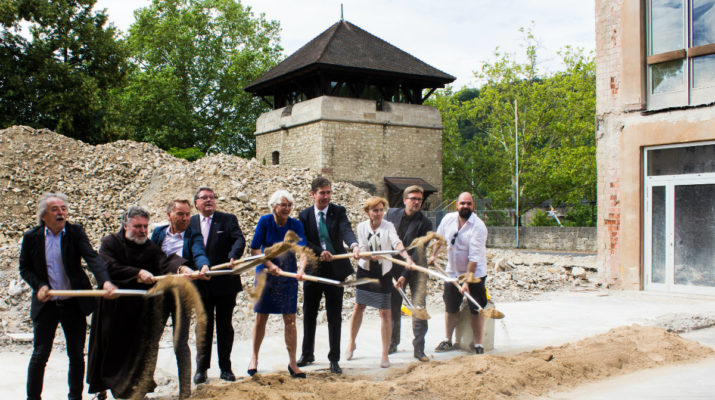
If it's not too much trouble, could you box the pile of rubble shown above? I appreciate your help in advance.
[0,125,600,344]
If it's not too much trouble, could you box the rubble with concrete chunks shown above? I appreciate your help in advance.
[0,125,601,346]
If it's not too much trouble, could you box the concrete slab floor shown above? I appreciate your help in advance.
[2,290,713,399]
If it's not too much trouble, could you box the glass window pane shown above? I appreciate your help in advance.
[651,186,666,284]
[674,184,715,287]
[693,54,715,88]
[647,144,715,176]
[693,0,715,46]
[651,59,685,93]
[651,0,684,54]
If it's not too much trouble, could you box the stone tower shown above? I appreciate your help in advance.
[245,20,455,208]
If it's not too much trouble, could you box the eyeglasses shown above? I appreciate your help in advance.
[278,203,293,208]
[406,197,423,202]
[451,232,458,245]
[197,195,215,201]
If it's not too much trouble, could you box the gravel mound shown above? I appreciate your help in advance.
[0,125,601,344]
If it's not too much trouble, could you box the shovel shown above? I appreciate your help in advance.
[391,278,430,320]
[210,231,298,271]
[275,270,378,287]
[380,256,456,282]
[47,289,148,297]
[432,263,505,320]
[330,249,404,260]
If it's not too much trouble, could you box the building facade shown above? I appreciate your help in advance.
[246,20,453,207]
[595,0,714,294]
[254,96,442,203]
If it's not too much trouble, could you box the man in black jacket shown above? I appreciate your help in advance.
[19,192,117,400]
[190,186,246,383]
[297,177,359,374]
[385,185,433,362]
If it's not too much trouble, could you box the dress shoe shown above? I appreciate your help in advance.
[220,370,236,381]
[388,343,398,354]
[193,369,207,384]
[329,361,342,374]
[414,351,429,362]
[297,354,315,367]
[288,365,306,379]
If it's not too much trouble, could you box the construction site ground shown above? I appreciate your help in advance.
[1,288,713,399]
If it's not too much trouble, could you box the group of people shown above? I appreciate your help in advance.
[20,177,489,400]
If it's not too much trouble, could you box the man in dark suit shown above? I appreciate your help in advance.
[297,177,359,374]
[19,192,117,400]
[151,199,210,396]
[190,186,245,383]
[385,185,433,362]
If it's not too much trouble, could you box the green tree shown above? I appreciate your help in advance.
[430,29,596,225]
[0,0,128,143]
[117,0,282,157]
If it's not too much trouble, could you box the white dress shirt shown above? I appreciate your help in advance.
[45,227,71,299]
[161,228,185,258]
[436,212,488,278]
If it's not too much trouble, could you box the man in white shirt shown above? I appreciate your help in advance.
[428,192,489,354]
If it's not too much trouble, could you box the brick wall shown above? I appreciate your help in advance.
[487,226,597,252]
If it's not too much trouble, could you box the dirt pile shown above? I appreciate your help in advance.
[0,125,600,341]
[188,325,713,400]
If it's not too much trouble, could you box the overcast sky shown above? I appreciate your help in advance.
[95,0,596,89]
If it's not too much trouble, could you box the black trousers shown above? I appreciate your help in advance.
[27,299,86,400]
[390,272,428,353]
[196,293,236,372]
[162,295,191,398]
[301,281,344,362]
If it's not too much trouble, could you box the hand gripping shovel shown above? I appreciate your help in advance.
[391,278,430,320]
[432,263,504,319]
[210,231,300,271]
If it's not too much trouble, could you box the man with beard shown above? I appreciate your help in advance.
[19,192,117,400]
[190,187,245,383]
[151,199,210,397]
[87,206,186,400]
[385,185,433,362]
[428,192,489,355]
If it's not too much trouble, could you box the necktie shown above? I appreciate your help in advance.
[202,217,211,246]
[318,211,335,253]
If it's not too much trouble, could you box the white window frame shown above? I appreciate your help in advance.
[643,141,715,295]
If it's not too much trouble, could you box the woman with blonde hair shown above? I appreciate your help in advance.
[345,196,413,368]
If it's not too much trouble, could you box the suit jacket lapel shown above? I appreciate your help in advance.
[38,228,49,280]
[306,206,318,241]
[207,212,219,248]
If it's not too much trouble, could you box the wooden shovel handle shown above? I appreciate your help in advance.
[47,289,147,297]
[330,251,391,260]
[382,256,451,281]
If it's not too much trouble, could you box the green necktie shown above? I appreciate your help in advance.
[319,211,335,253]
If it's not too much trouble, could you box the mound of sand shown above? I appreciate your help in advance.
[189,325,713,400]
